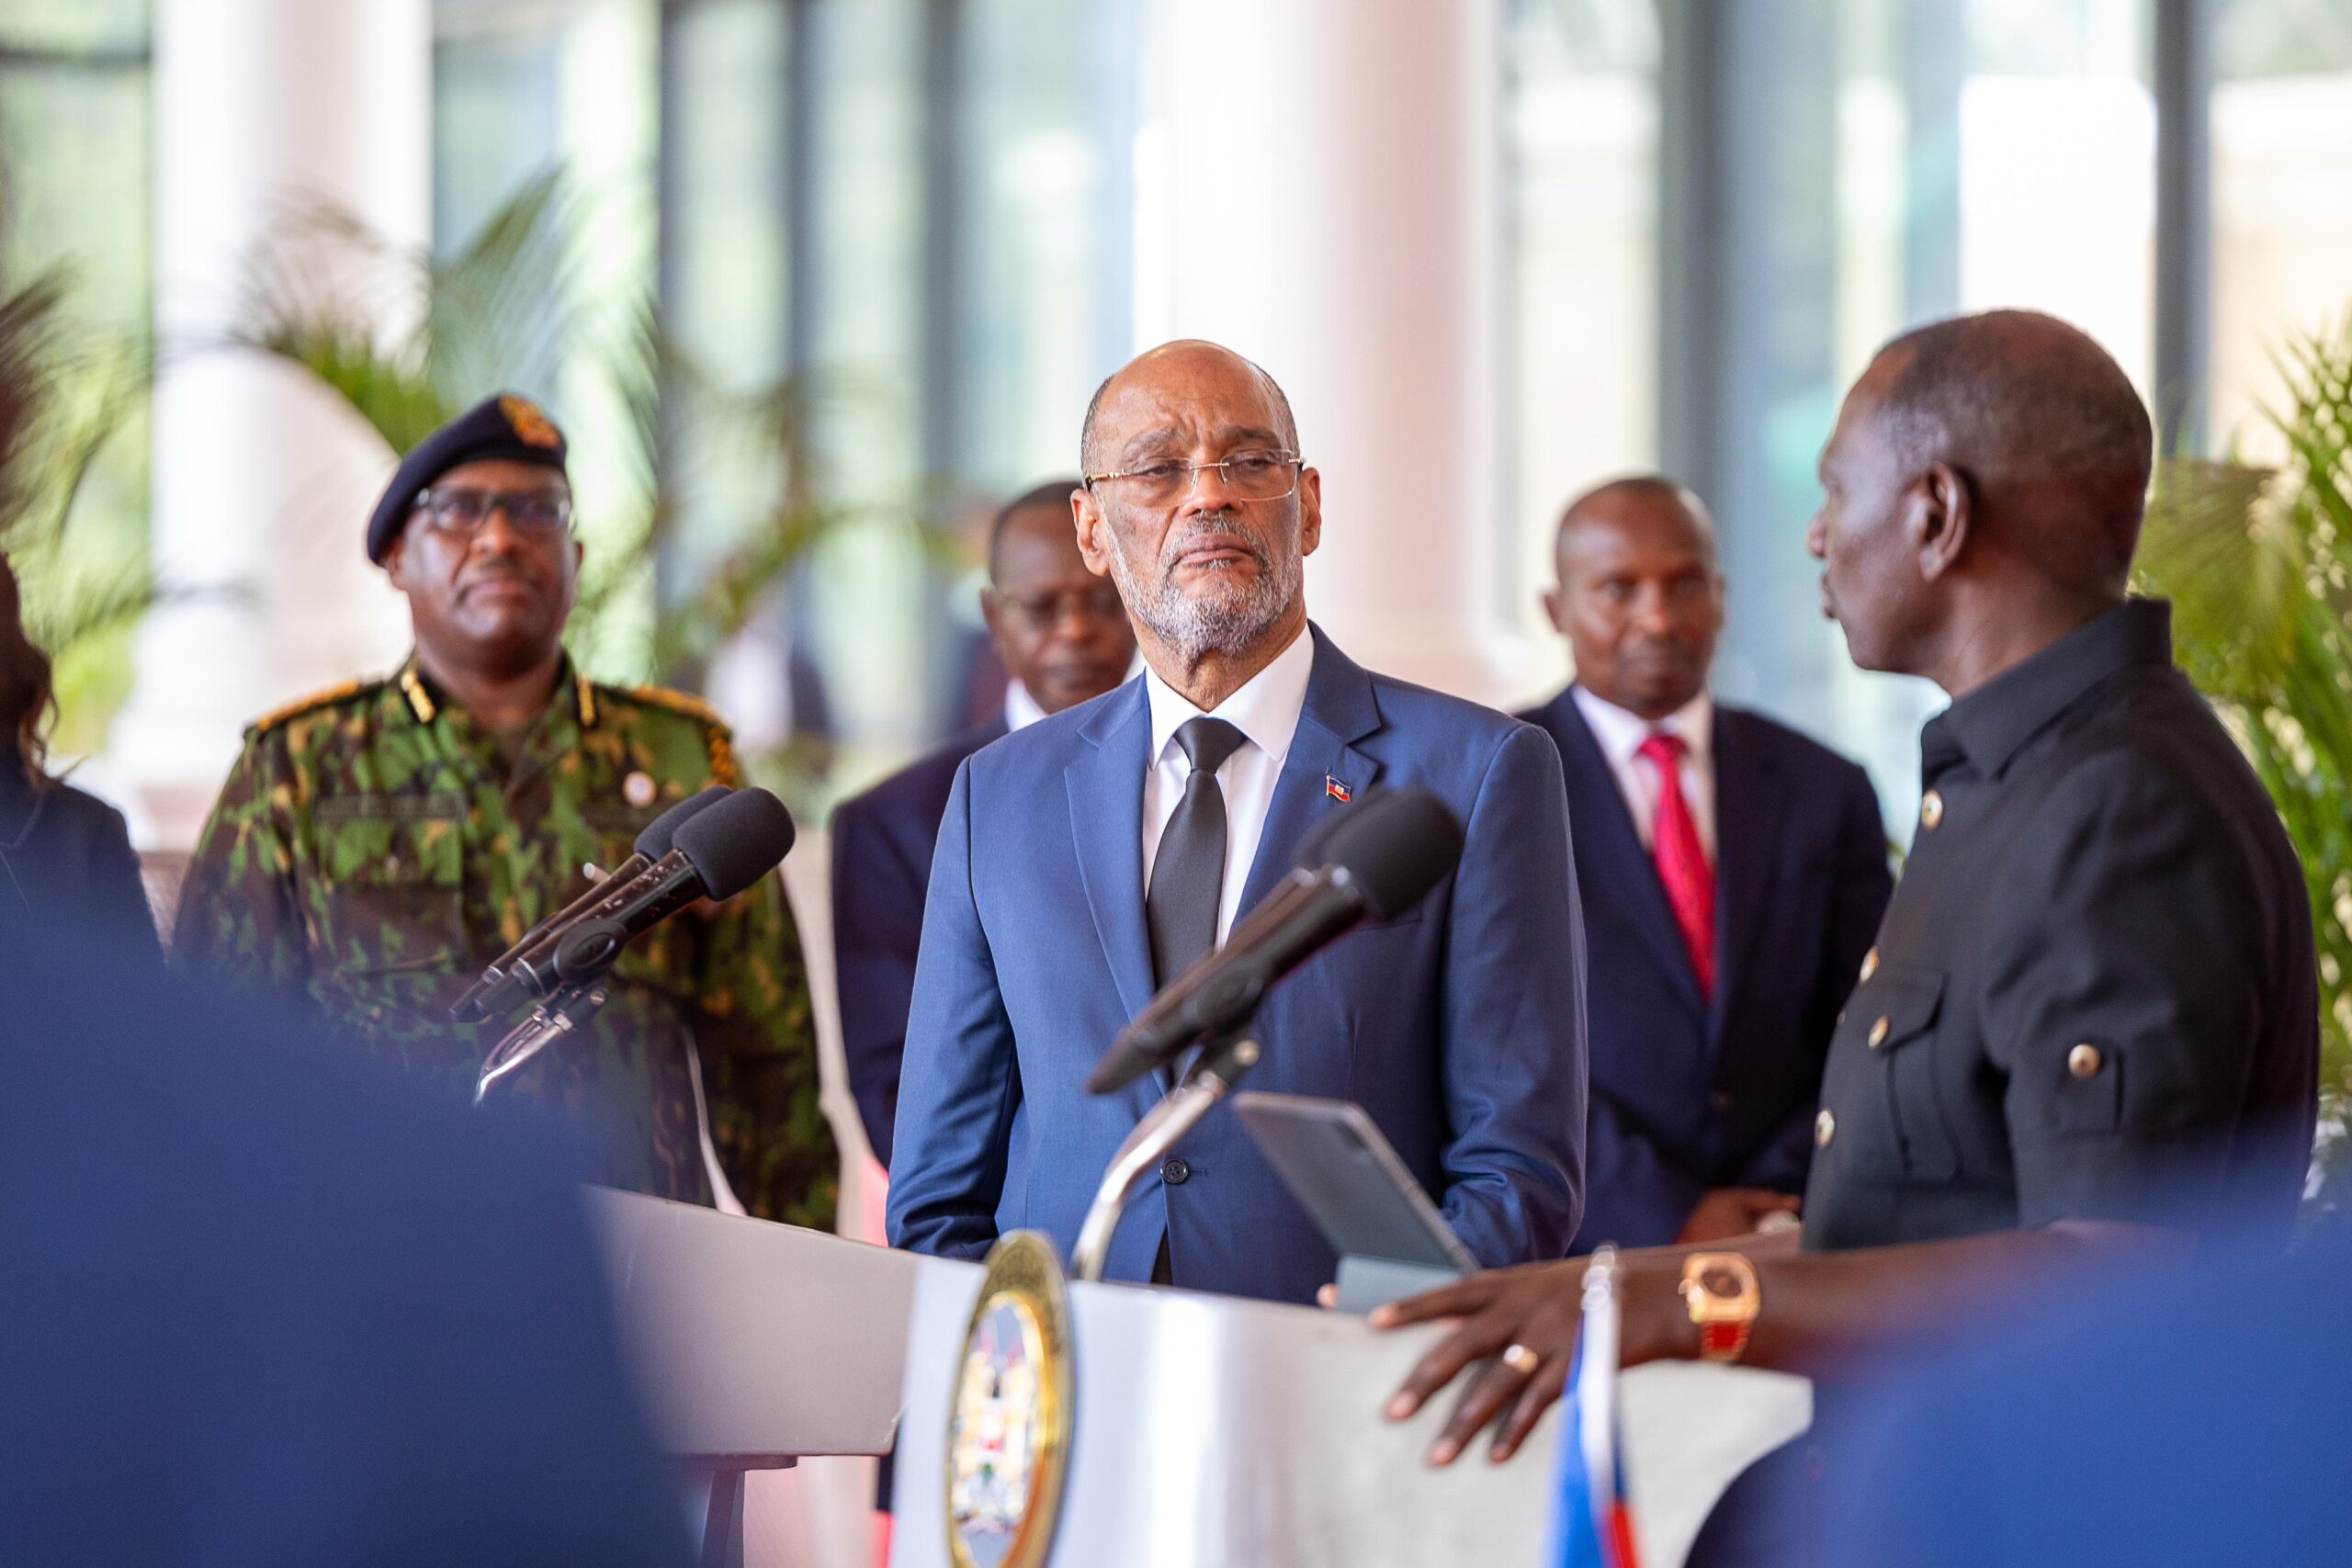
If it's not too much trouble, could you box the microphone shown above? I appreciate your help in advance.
[452,785,732,1023]
[455,787,796,1022]
[1084,787,1464,1095]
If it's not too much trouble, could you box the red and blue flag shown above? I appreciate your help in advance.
[1549,1245,1643,1568]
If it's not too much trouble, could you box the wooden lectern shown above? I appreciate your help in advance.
[587,1189,1809,1568]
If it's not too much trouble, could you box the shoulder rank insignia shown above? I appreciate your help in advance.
[622,683,741,787]
[246,678,370,738]
[397,667,438,724]
[623,683,726,728]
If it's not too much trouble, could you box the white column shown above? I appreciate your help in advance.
[1132,0,1524,704]
[107,0,428,849]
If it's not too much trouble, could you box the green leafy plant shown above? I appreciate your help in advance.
[2135,315,2352,1191]
[233,166,909,694]
[0,269,152,672]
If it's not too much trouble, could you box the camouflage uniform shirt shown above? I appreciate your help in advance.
[172,658,837,1228]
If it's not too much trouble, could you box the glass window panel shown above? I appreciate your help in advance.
[795,0,930,760]
[2210,0,2352,460]
[432,28,565,249]
[955,0,1133,494]
[1505,0,1661,700]
[1692,0,2154,844]
[661,0,794,604]
[428,0,1142,774]
[664,0,792,392]
[1951,0,2154,395]
[0,0,148,56]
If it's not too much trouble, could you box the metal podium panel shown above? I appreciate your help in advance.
[587,1187,918,1461]
[892,1261,1810,1568]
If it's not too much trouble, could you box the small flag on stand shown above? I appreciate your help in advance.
[1549,1245,1643,1568]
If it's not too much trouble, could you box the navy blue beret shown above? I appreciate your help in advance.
[366,392,570,564]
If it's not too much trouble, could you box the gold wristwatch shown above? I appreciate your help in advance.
[1679,1252,1760,1363]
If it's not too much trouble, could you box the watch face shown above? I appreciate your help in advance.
[1701,1267,1742,1300]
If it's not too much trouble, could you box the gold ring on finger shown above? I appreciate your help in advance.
[1500,1342,1541,1377]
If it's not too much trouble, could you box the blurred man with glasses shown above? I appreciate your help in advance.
[886,341,1588,1303]
[174,393,837,1229]
[831,479,1136,1166]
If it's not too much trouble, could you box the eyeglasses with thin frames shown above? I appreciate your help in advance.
[412,485,573,542]
[1082,450,1302,508]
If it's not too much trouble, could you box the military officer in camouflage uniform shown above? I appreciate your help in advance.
[174,393,836,1228]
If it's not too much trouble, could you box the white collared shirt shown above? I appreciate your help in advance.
[1140,625,1317,947]
[1571,684,1717,861]
[1003,679,1048,733]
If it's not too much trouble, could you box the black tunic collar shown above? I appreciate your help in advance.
[1919,598,2176,784]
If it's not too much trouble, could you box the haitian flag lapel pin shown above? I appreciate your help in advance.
[1325,774,1352,803]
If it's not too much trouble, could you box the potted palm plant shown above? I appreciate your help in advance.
[2135,316,2352,1208]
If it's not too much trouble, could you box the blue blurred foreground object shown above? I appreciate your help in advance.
[0,908,692,1567]
[1820,1232,2352,1567]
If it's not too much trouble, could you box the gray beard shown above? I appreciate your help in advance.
[1104,515,1303,665]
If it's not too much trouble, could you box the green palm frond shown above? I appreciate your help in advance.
[232,167,584,447]
[2137,312,2352,1166]
[0,269,154,658]
[422,169,580,412]
[232,164,933,699]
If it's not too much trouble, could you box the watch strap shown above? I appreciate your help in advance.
[1698,1317,1752,1362]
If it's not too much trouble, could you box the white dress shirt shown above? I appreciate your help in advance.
[1139,626,1317,947]
[1002,679,1048,733]
[1571,684,1716,862]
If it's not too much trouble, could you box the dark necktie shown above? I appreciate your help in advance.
[1147,716,1249,986]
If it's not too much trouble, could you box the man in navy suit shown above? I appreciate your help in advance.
[832,479,1135,1164]
[1518,477,1890,1250]
[887,341,1587,1303]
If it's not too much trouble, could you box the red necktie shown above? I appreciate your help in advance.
[1637,731,1715,999]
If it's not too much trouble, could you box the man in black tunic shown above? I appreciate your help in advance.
[1373,310,2319,1481]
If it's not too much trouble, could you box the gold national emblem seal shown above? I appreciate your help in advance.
[498,395,562,449]
[945,1231,1074,1568]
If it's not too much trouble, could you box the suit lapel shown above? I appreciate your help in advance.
[1706,706,1781,1049]
[1544,689,1706,1025]
[1235,626,1384,919]
[1066,681,1156,1025]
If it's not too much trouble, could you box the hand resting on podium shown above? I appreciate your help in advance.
[1369,1219,2188,1468]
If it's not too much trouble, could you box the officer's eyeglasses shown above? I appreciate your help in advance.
[1083,450,1302,508]
[413,485,573,542]
[991,584,1129,632]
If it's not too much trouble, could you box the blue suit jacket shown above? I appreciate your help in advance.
[831,718,1008,1165]
[888,627,1589,1303]
[0,910,692,1565]
[1517,688,1891,1251]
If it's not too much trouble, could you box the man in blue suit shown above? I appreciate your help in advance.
[1518,477,1890,1250]
[888,340,1588,1304]
[831,480,1135,1164]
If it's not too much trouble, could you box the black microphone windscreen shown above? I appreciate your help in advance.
[671,786,797,899]
[1317,787,1464,919]
[635,785,732,858]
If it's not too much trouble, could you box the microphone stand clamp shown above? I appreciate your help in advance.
[472,971,615,1106]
